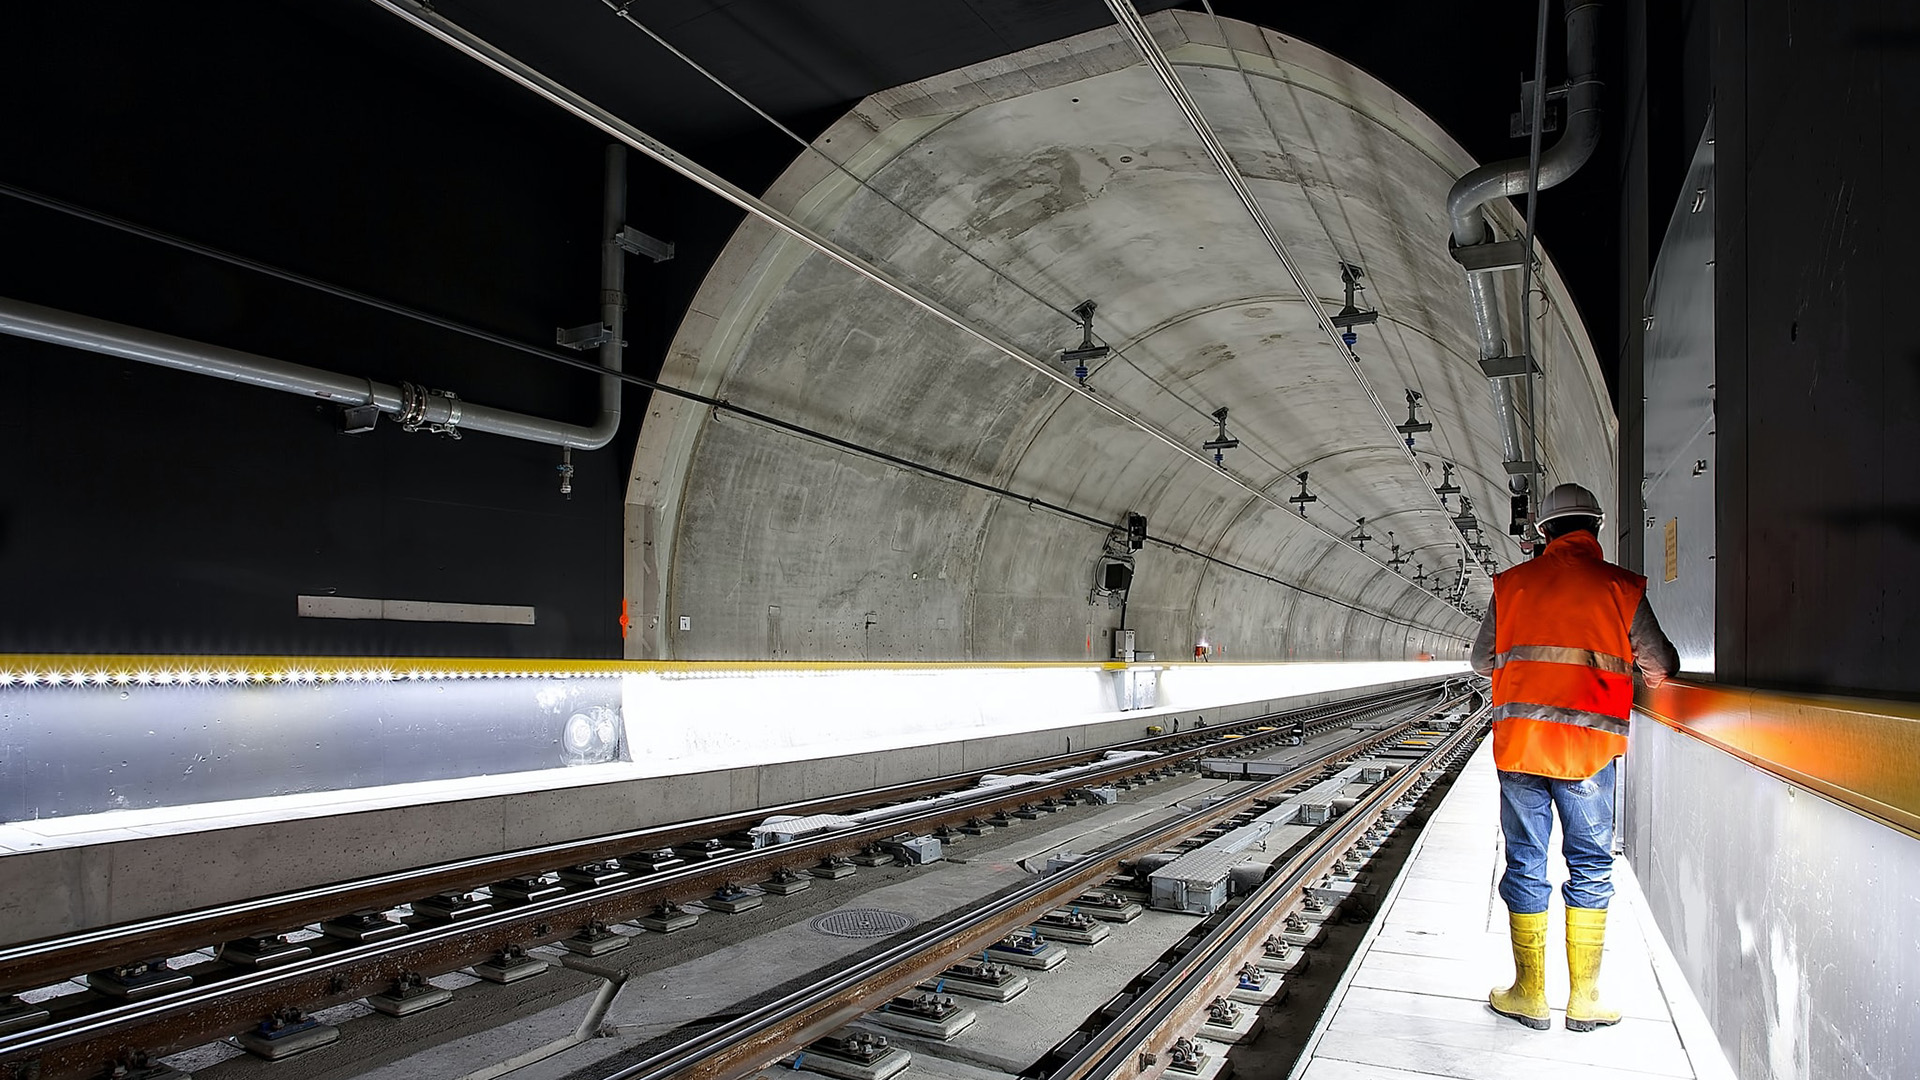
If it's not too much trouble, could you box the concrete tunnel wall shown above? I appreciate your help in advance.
[626,12,1616,663]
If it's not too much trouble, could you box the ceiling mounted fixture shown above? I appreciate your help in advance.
[1453,496,1480,538]
[1061,299,1110,386]
[1202,407,1239,467]
[1395,389,1434,449]
[1287,472,1318,517]
[1387,532,1408,571]
[1433,462,1462,509]
[1329,262,1379,351]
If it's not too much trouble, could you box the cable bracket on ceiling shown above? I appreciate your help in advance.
[615,225,675,263]
[1202,407,1239,467]
[1061,300,1110,386]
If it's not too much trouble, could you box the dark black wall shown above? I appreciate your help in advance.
[0,3,636,657]
[1614,0,1712,572]
[1710,0,1920,696]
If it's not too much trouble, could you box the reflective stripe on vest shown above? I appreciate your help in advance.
[1489,700,1631,737]
[1492,645,1632,676]
[1488,531,1647,778]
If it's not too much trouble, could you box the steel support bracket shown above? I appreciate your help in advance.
[614,226,675,263]
[1478,354,1541,380]
[1450,239,1530,274]
[1502,460,1544,477]
[337,403,381,435]
[556,322,615,351]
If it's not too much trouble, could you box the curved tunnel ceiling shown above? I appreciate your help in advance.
[625,11,1614,663]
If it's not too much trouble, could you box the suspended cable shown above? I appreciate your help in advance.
[594,0,1338,502]
[0,182,1453,635]
[366,0,1463,625]
[1193,0,1520,576]
[593,0,1458,612]
[1106,0,1480,594]
[0,181,573,371]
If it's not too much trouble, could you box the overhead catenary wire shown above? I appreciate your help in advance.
[367,0,1469,630]
[595,0,1401,553]
[1193,0,1522,577]
[0,183,1454,637]
[0,180,581,372]
[1100,0,1480,614]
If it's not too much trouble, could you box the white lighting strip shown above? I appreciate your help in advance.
[0,667,621,689]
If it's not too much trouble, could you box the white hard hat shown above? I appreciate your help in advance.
[1536,482,1605,527]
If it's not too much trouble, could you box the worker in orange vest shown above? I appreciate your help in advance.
[1470,482,1678,1032]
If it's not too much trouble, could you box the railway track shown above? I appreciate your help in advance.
[596,687,1484,1080]
[0,678,1474,1080]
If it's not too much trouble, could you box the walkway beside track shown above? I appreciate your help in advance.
[1292,742,1735,1080]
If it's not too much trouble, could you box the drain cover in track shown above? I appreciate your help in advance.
[809,909,913,938]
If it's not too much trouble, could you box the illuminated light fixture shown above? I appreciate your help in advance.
[0,659,631,689]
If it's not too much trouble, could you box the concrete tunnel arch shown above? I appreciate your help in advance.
[624,10,1614,663]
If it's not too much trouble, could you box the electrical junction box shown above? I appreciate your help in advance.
[1113,629,1136,662]
[1295,802,1332,826]
[880,836,943,865]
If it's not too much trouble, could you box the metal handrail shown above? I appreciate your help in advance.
[1635,677,1920,840]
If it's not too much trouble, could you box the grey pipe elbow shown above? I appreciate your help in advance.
[1448,0,1604,245]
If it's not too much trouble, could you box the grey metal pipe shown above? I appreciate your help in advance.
[1447,0,1602,487]
[0,295,624,448]
[1449,2,1602,247]
[593,144,627,445]
[0,148,631,451]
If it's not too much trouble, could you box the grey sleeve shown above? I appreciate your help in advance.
[1629,596,1682,685]
[1470,593,1498,677]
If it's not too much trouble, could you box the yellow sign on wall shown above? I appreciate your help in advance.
[1664,518,1680,583]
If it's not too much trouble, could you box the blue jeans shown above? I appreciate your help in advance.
[1497,760,1617,913]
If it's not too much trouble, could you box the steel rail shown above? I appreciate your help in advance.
[0,680,1438,993]
[0,686,1460,1077]
[1059,707,1490,1080]
[593,690,1472,1080]
[363,0,1471,636]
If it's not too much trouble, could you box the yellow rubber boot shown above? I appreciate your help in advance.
[1488,910,1551,1029]
[1565,906,1622,1031]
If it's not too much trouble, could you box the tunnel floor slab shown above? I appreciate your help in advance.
[1294,742,1735,1080]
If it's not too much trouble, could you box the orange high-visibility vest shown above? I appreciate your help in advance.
[1489,531,1645,780]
